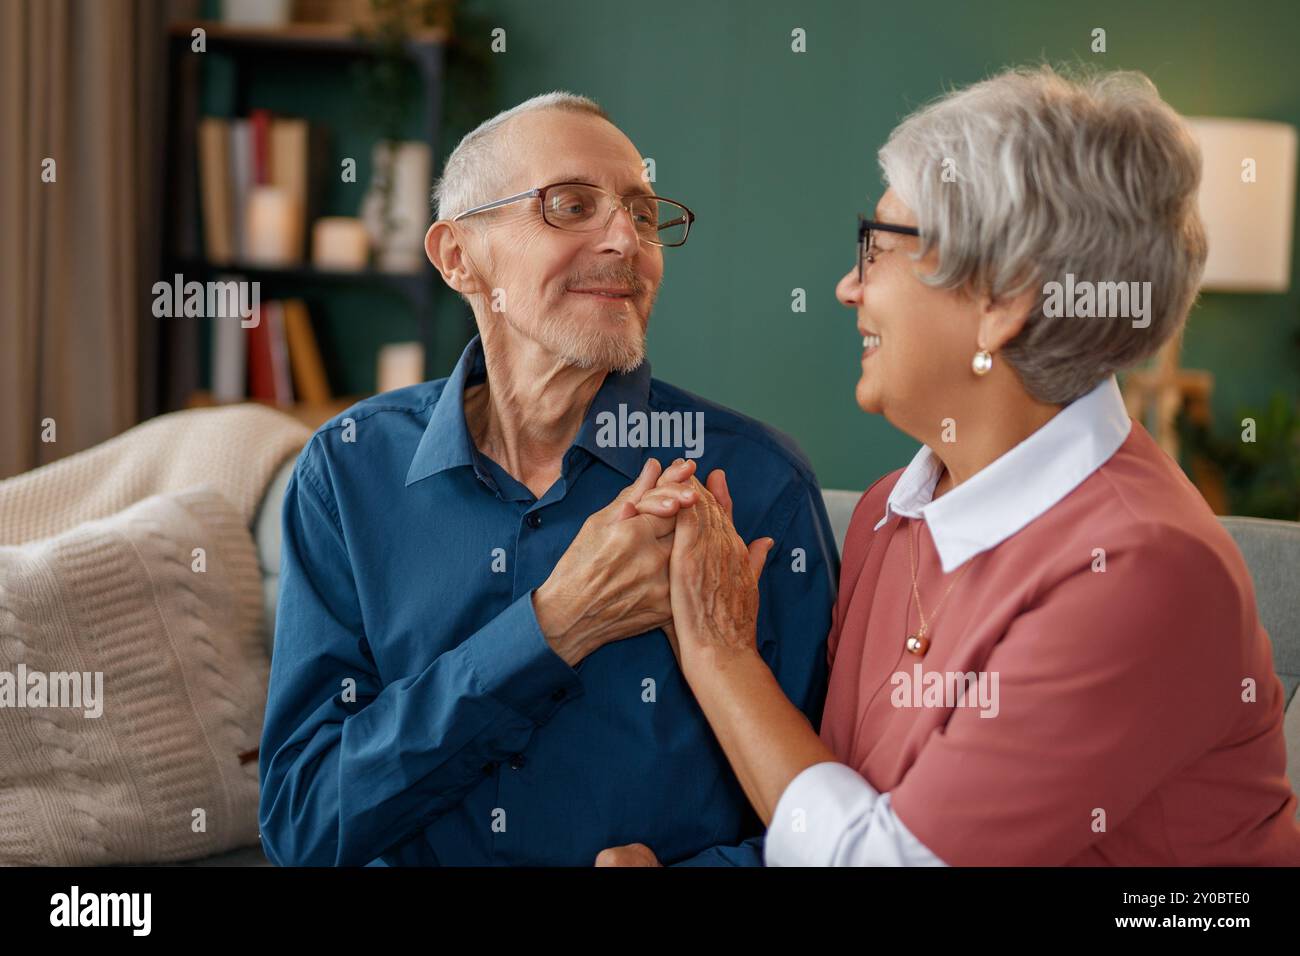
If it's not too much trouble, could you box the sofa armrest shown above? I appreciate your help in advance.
[252,458,296,658]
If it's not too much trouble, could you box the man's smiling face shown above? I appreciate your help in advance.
[462,109,665,373]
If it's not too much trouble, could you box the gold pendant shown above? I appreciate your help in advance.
[905,633,930,656]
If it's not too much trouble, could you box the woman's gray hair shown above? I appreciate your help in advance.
[433,91,609,222]
[878,65,1208,404]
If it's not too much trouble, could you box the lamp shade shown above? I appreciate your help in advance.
[1186,118,1297,292]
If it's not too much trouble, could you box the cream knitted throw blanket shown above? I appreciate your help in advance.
[0,404,309,864]
[0,404,310,546]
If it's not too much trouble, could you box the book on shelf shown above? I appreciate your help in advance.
[228,119,253,262]
[245,300,275,403]
[266,301,295,405]
[209,297,331,408]
[195,112,327,268]
[270,118,309,261]
[209,272,246,403]
[282,299,331,403]
[249,108,272,187]
[196,119,233,265]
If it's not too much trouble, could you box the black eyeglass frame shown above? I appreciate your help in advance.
[452,181,697,248]
[858,214,921,282]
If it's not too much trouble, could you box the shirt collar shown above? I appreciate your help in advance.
[405,334,653,487]
[873,375,1132,572]
[572,356,653,481]
[405,335,483,486]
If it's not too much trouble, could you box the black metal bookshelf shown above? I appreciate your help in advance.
[154,19,447,413]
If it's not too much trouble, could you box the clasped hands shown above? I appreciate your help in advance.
[533,457,773,670]
[530,457,775,866]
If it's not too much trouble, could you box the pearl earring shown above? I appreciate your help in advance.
[972,349,993,375]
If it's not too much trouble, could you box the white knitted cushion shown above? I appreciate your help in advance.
[0,489,268,864]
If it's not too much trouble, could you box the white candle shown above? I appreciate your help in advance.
[244,186,299,266]
[377,342,426,393]
[312,217,370,271]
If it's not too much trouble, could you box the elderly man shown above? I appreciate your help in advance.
[258,92,837,866]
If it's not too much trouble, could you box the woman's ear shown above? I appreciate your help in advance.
[976,283,1039,352]
[425,220,485,298]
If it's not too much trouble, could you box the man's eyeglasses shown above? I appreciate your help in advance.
[453,181,696,247]
[858,213,920,282]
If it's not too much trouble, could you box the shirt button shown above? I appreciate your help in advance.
[551,688,567,702]
[525,513,542,529]
[508,754,526,770]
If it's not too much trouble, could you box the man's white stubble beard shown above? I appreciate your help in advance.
[534,312,646,373]
[530,287,658,374]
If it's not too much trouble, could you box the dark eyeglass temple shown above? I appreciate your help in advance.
[857,215,868,282]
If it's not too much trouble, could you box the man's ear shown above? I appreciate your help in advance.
[425,220,485,297]
[976,283,1039,352]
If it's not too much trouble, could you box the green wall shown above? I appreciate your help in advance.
[199,0,1300,492]
[454,0,1300,490]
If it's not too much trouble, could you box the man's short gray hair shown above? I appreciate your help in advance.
[433,91,609,222]
[878,65,1207,404]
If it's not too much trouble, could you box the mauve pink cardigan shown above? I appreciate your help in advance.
[822,420,1300,865]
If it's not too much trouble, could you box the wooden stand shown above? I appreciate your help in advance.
[1120,332,1229,514]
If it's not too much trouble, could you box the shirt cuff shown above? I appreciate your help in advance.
[764,761,946,867]
[465,590,584,725]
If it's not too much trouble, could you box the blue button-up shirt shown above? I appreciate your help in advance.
[259,335,837,866]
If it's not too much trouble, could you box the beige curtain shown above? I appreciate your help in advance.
[0,0,184,479]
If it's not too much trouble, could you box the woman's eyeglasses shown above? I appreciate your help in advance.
[858,213,920,282]
[453,181,696,247]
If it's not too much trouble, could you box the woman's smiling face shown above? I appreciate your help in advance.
[836,188,981,432]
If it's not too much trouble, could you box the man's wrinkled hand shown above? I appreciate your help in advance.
[532,457,696,665]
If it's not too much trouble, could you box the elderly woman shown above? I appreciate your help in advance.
[606,66,1300,866]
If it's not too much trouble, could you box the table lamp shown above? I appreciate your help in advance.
[1122,117,1297,501]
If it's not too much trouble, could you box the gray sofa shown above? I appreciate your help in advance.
[183,466,1300,865]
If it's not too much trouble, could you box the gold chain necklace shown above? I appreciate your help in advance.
[904,519,972,656]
